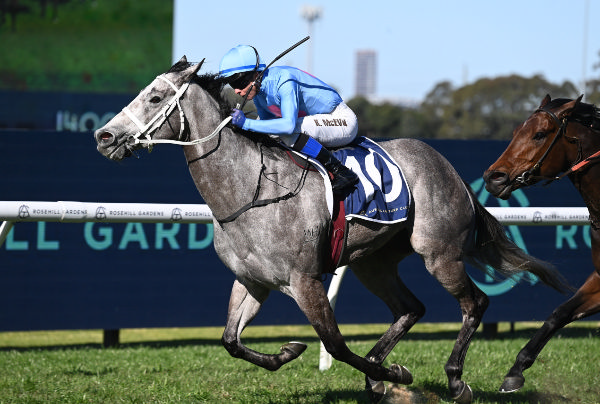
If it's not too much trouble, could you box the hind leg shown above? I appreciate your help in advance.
[422,251,489,403]
[290,270,413,385]
[444,273,488,403]
[351,254,425,402]
[221,279,307,370]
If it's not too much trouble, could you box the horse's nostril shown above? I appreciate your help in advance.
[97,131,114,143]
[489,172,507,182]
[484,171,508,184]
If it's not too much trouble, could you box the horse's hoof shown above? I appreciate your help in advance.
[365,377,386,403]
[390,363,413,385]
[452,382,473,404]
[499,376,525,393]
[280,341,307,358]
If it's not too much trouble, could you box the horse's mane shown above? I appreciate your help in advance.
[546,97,600,132]
[167,60,286,150]
[167,60,231,119]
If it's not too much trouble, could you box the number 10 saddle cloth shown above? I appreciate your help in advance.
[333,136,411,224]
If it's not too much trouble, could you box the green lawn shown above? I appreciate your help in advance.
[1,322,599,403]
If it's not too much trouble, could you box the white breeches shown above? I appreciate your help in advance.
[278,102,358,148]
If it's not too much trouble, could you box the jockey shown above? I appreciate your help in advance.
[219,44,359,194]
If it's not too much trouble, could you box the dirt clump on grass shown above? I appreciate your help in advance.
[380,384,440,404]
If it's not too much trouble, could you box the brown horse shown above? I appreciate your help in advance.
[483,94,600,393]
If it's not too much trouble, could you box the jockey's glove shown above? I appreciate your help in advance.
[230,108,246,128]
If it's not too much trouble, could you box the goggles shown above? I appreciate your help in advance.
[227,72,256,90]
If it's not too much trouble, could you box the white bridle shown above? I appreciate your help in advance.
[122,75,231,151]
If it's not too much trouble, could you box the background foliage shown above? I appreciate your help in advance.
[348,49,600,140]
[0,0,173,93]
[348,73,593,140]
[2,1,599,138]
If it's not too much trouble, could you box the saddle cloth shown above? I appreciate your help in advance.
[289,136,411,272]
[333,136,411,224]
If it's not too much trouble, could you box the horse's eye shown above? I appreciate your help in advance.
[150,96,161,104]
[533,131,547,140]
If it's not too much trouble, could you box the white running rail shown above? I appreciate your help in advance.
[0,201,590,371]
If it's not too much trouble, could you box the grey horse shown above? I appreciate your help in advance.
[94,57,569,403]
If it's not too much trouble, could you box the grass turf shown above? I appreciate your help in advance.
[1,322,599,403]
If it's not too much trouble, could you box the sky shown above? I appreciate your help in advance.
[173,0,599,103]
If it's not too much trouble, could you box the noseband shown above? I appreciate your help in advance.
[514,107,568,185]
[122,76,190,151]
[122,75,231,151]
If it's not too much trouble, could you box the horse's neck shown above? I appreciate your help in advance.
[569,127,600,221]
[572,169,600,228]
[182,101,262,219]
[570,164,600,217]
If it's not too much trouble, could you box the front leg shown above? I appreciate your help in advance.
[501,270,600,393]
[221,279,307,371]
[502,229,600,393]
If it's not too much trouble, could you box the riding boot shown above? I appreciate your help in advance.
[315,147,359,195]
[292,132,358,195]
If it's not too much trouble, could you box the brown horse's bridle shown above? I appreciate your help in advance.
[514,107,569,186]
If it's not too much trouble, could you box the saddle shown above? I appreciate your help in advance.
[290,136,411,273]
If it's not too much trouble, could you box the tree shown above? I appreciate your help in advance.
[429,75,578,139]
[419,81,453,137]
[348,75,580,140]
[586,50,600,105]
[585,79,600,105]
[347,96,432,139]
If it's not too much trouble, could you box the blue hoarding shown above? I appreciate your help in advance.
[0,91,134,132]
[0,132,595,331]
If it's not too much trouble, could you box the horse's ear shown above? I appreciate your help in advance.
[557,95,583,119]
[178,58,204,81]
[539,94,551,108]
[186,58,204,78]
[178,55,188,64]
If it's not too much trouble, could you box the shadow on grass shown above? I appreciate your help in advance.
[404,324,599,341]
[274,380,576,404]
[1,325,597,352]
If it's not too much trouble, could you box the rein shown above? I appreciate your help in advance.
[217,145,311,226]
[555,147,600,180]
[122,70,309,226]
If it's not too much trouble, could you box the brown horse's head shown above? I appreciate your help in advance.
[483,94,583,199]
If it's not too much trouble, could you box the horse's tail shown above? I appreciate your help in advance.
[464,182,573,294]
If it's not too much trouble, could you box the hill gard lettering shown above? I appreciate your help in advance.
[4,222,214,251]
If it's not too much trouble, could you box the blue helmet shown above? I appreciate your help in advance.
[219,45,266,78]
